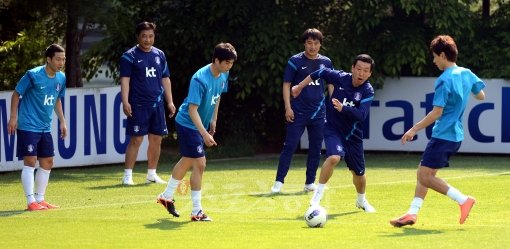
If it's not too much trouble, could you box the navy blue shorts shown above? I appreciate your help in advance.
[420,138,461,169]
[126,104,168,136]
[175,122,205,158]
[324,127,366,176]
[16,130,55,159]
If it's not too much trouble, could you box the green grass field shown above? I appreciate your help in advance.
[1,152,509,249]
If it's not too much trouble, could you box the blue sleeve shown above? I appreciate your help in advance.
[433,79,449,107]
[14,72,33,96]
[310,67,330,81]
[341,90,374,121]
[470,73,485,94]
[187,77,205,105]
[160,52,171,78]
[222,72,229,93]
[58,74,66,98]
[283,59,297,83]
[119,53,134,78]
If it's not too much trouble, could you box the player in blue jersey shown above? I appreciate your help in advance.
[390,35,486,227]
[120,21,176,185]
[157,42,237,221]
[292,54,376,213]
[7,44,67,211]
[270,28,333,194]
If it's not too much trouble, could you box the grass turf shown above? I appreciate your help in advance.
[0,152,509,249]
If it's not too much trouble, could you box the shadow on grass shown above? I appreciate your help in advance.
[144,218,187,230]
[249,190,308,198]
[273,211,358,222]
[380,227,444,237]
[0,209,25,217]
[87,183,152,190]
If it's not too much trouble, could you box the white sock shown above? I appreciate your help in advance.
[407,197,424,215]
[21,166,36,204]
[357,193,366,204]
[191,190,202,214]
[446,186,468,204]
[34,168,51,203]
[162,176,179,200]
[310,183,326,205]
[124,169,133,177]
[147,169,157,177]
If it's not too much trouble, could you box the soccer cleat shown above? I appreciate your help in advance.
[146,174,166,184]
[356,200,376,213]
[157,194,180,217]
[122,176,135,185]
[38,200,60,209]
[26,202,48,211]
[271,181,283,193]
[304,183,317,192]
[390,213,417,227]
[459,196,476,224]
[191,210,212,221]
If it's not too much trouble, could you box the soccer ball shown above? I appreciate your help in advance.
[304,205,327,228]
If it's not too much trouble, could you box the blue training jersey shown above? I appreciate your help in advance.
[432,66,485,142]
[120,46,170,107]
[15,65,66,132]
[176,64,229,130]
[284,52,333,119]
[311,68,374,142]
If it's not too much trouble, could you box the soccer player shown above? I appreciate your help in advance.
[157,42,237,221]
[270,28,333,193]
[120,21,176,185]
[390,35,485,227]
[292,54,376,213]
[7,44,67,211]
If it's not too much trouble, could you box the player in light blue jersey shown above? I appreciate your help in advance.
[120,21,176,185]
[271,28,333,194]
[157,43,237,221]
[390,35,486,227]
[292,54,377,213]
[7,44,67,211]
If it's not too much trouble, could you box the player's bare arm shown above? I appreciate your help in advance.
[331,98,344,112]
[7,91,20,135]
[209,97,221,136]
[162,77,176,117]
[282,82,294,122]
[120,77,132,117]
[474,90,485,100]
[291,75,313,98]
[401,106,443,144]
[189,104,217,147]
[54,98,67,139]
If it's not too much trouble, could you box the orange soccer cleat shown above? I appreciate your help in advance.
[459,196,476,224]
[390,213,417,227]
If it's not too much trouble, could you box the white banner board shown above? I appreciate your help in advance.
[0,86,148,172]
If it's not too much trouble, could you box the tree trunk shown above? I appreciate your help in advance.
[65,0,83,87]
[482,0,490,19]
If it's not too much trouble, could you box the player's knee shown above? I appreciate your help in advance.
[327,155,341,165]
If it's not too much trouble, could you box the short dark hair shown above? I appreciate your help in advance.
[45,44,65,59]
[430,35,458,62]
[301,28,323,43]
[352,54,375,71]
[136,21,156,36]
[212,42,237,62]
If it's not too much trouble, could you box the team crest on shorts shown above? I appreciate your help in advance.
[133,126,140,133]
[27,144,34,153]
[336,145,343,153]
[197,145,203,154]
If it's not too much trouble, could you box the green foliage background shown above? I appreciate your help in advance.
[1,0,510,154]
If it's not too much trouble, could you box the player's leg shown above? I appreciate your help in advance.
[189,157,211,221]
[123,136,144,185]
[272,116,306,193]
[123,106,150,185]
[310,127,343,206]
[34,132,58,209]
[17,130,46,211]
[345,144,375,213]
[146,104,169,184]
[303,117,324,191]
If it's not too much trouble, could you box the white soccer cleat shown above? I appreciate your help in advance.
[122,176,135,185]
[356,199,376,213]
[304,183,317,192]
[146,174,167,184]
[271,181,283,193]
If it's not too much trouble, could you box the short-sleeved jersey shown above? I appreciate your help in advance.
[311,68,374,143]
[432,66,485,142]
[284,52,333,118]
[120,46,170,107]
[15,65,66,132]
[176,64,229,130]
